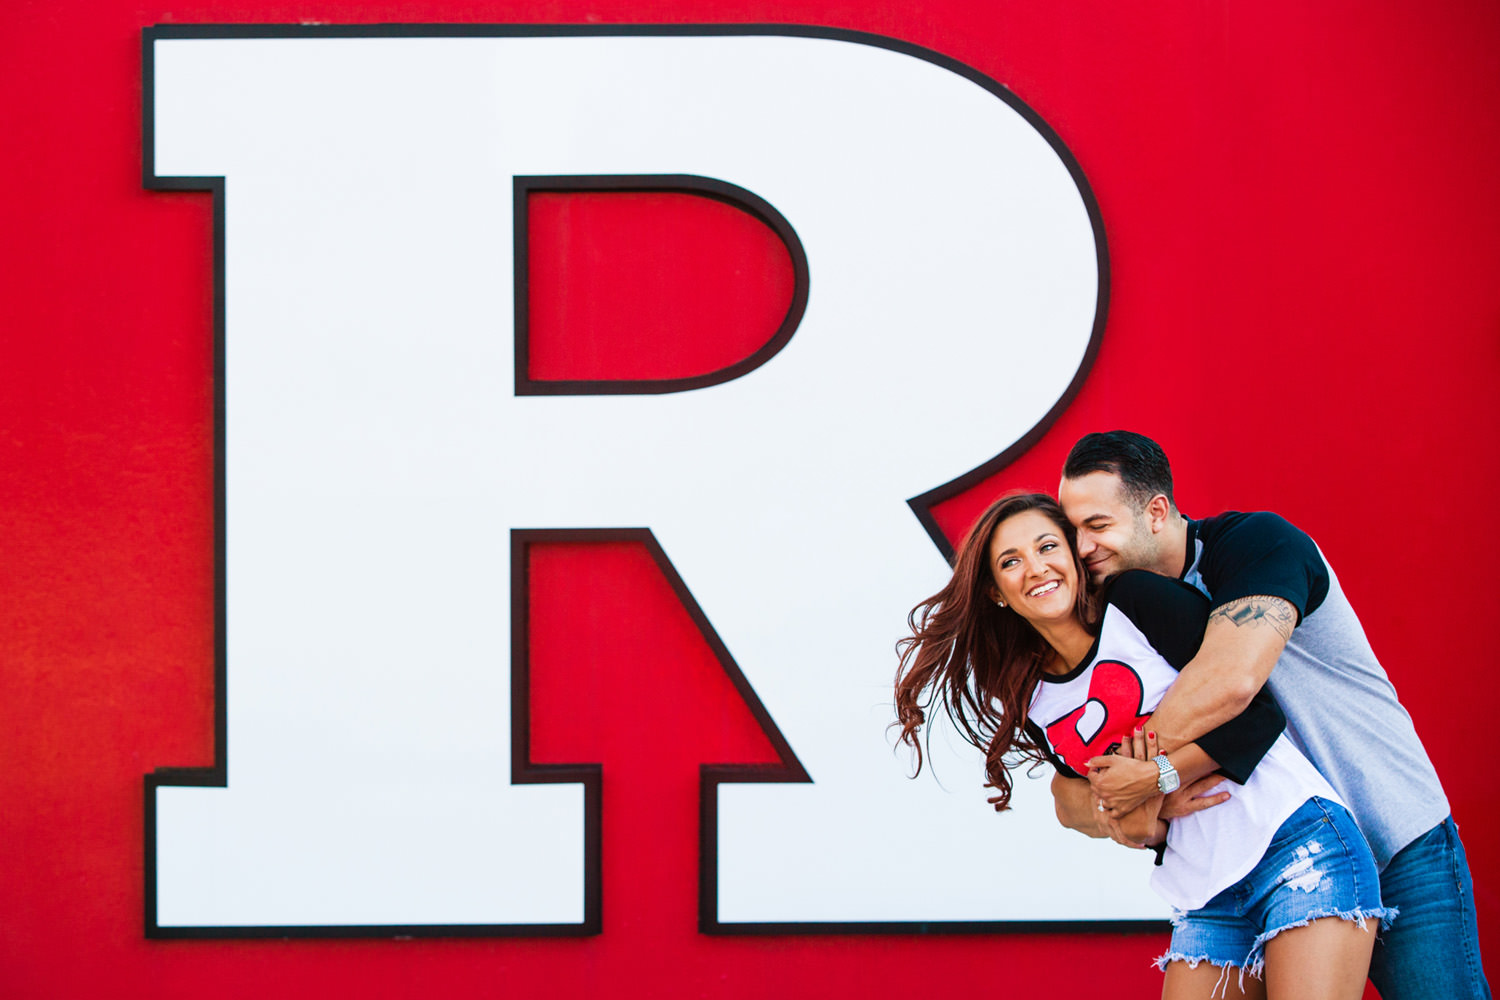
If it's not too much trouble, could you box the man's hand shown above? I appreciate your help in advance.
[1115,790,1166,847]
[1159,775,1232,820]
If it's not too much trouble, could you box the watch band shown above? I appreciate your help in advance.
[1153,753,1180,794]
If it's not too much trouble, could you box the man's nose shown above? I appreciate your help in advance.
[1075,532,1096,558]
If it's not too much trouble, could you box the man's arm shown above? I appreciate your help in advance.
[1088,595,1295,815]
[1152,595,1296,749]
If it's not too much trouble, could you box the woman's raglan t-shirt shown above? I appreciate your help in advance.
[1026,570,1340,910]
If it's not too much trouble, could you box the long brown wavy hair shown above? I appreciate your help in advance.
[894,492,1097,810]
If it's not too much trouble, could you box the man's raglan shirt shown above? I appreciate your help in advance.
[1027,570,1338,910]
[1182,512,1450,869]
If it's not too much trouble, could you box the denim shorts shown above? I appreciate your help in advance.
[1157,797,1398,983]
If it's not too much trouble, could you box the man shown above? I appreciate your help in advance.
[1054,430,1488,999]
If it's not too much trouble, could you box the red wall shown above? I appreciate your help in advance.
[2,1,1496,996]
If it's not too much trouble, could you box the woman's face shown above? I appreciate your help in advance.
[987,508,1080,627]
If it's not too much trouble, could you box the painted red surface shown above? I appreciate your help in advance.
[2,2,1497,997]
[527,191,795,382]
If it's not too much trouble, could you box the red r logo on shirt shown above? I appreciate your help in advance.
[1044,660,1153,773]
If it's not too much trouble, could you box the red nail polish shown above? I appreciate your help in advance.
[1148,731,1156,740]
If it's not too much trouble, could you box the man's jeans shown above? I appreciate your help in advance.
[1370,816,1490,999]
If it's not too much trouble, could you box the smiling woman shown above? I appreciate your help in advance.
[894,492,1096,808]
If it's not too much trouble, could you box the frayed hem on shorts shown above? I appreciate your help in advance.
[1153,952,1249,998]
[1153,950,1236,972]
[1242,905,1400,980]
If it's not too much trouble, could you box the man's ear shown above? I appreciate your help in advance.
[1146,494,1172,532]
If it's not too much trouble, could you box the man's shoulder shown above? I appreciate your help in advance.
[1192,510,1330,620]
[1194,510,1309,550]
[1099,571,1209,669]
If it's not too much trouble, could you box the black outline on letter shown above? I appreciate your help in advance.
[510,529,811,936]
[514,175,809,395]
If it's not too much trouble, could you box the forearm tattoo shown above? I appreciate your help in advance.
[1208,596,1296,641]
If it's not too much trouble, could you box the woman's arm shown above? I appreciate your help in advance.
[1052,771,1106,838]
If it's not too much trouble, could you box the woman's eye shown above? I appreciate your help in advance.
[1039,542,1057,553]
[1000,558,1018,570]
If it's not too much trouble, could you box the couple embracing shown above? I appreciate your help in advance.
[895,431,1488,999]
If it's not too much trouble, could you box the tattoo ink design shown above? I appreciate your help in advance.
[1209,596,1295,641]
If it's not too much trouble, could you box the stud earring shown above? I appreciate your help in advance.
[995,599,1006,608]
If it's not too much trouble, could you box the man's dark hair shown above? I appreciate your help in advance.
[1063,430,1177,512]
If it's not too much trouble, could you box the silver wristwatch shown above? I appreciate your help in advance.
[1153,754,1180,794]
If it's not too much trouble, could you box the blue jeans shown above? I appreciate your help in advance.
[1369,816,1491,1000]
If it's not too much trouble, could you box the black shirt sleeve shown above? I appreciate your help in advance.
[1196,685,1285,784]
[1025,719,1081,779]
[1104,570,1285,784]
[1194,512,1331,623]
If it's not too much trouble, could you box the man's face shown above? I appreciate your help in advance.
[1058,471,1161,585]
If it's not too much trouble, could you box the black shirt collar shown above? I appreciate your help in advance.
[1180,517,1198,581]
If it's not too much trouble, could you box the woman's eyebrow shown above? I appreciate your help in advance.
[994,532,1058,559]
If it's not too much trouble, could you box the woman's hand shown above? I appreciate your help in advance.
[1087,727,1164,817]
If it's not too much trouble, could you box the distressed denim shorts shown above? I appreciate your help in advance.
[1158,797,1397,983]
